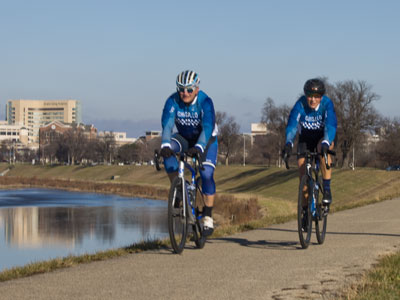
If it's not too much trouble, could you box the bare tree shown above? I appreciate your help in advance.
[260,97,290,166]
[97,133,116,164]
[376,118,400,167]
[117,143,140,163]
[216,111,240,165]
[328,80,380,168]
[63,127,88,165]
[247,135,273,166]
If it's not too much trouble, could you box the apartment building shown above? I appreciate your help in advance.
[0,121,29,145]
[6,99,81,146]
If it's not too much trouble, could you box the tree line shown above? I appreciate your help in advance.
[1,78,398,168]
[216,78,400,169]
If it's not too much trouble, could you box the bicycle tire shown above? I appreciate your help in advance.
[298,175,312,249]
[315,176,327,244]
[193,177,206,249]
[168,177,188,254]
[193,223,206,249]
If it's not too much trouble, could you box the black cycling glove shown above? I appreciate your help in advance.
[321,142,329,157]
[187,147,202,157]
[282,143,292,159]
[160,147,174,158]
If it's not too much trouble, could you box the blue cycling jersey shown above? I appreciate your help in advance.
[285,95,337,146]
[161,90,217,152]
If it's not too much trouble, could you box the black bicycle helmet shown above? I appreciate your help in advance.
[303,78,326,97]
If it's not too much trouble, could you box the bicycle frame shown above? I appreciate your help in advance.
[304,151,321,218]
[177,153,203,222]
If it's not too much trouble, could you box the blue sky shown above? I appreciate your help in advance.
[1,0,399,137]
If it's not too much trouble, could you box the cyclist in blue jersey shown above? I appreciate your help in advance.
[160,70,218,237]
[282,78,337,210]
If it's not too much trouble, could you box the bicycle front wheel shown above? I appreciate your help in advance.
[298,175,312,249]
[168,177,188,254]
[193,177,206,249]
[315,177,327,244]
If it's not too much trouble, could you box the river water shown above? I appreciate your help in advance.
[0,189,168,272]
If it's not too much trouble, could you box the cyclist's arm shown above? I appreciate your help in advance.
[195,97,216,152]
[161,96,177,149]
[285,99,303,146]
[322,98,337,146]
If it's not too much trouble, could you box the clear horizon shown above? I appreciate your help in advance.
[1,1,399,137]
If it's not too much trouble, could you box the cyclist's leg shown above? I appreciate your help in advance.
[199,137,217,236]
[318,138,335,205]
[163,134,189,182]
[318,141,334,179]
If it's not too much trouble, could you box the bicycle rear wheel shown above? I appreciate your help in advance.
[168,177,188,254]
[315,177,327,244]
[298,175,312,249]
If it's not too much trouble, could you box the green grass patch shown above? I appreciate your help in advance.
[342,250,400,300]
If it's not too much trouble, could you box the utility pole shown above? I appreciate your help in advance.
[243,133,246,166]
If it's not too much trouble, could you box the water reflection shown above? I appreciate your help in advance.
[0,189,168,271]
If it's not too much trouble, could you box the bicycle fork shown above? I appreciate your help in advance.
[177,160,196,224]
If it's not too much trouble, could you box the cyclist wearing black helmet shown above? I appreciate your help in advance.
[282,78,337,209]
[159,70,218,237]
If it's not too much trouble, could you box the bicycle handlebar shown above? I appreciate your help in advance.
[284,149,336,170]
[283,153,290,170]
[154,149,162,171]
[153,149,204,172]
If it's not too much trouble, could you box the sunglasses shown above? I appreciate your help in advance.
[306,93,322,98]
[177,86,197,93]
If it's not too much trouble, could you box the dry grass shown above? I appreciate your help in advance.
[340,250,400,300]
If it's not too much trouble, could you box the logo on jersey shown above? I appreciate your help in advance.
[176,111,200,127]
[302,114,324,130]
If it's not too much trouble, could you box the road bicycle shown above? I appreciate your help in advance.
[284,148,336,249]
[154,150,206,254]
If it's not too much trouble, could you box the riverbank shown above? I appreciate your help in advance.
[0,163,400,287]
[2,163,400,238]
[2,163,400,211]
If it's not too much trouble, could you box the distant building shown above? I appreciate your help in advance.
[145,130,161,141]
[250,123,268,145]
[98,131,136,146]
[251,123,268,136]
[39,120,97,146]
[0,123,29,146]
[6,99,82,146]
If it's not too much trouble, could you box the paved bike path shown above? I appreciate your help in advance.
[1,198,399,299]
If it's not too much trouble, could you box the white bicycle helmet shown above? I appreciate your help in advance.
[176,70,200,88]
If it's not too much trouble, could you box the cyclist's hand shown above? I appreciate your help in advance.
[160,147,174,158]
[321,142,329,157]
[282,143,292,159]
[187,147,202,157]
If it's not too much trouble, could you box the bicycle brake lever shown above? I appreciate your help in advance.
[324,152,330,170]
[154,150,161,171]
